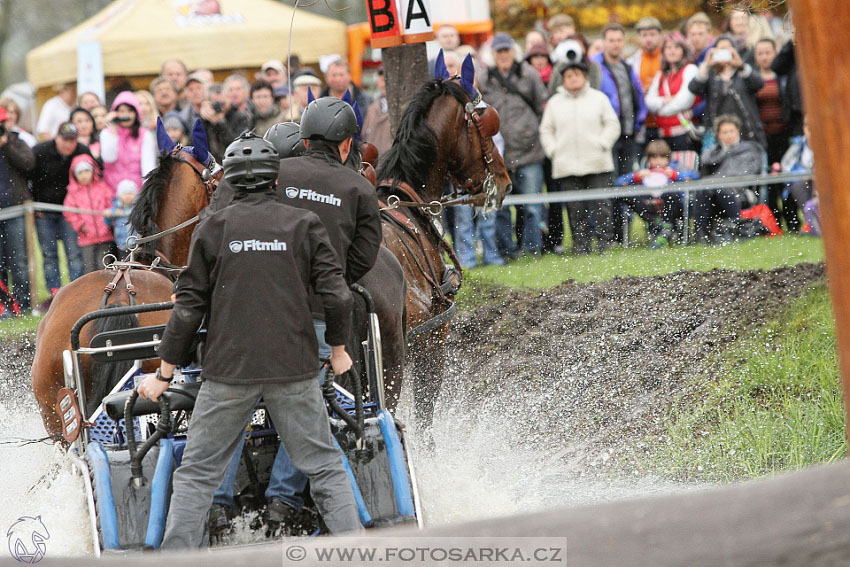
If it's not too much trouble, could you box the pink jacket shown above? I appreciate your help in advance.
[101,91,156,194]
[63,154,114,247]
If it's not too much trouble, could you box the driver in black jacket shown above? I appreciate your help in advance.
[138,132,363,549]
[210,99,382,536]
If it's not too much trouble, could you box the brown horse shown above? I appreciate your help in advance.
[375,78,512,414]
[32,129,218,437]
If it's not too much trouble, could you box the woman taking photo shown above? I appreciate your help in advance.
[70,107,101,158]
[100,91,157,196]
[645,32,700,151]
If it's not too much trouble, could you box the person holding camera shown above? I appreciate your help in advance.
[100,91,157,197]
[0,106,35,312]
[688,34,766,152]
[547,33,601,96]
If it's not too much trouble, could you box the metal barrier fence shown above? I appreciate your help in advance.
[0,170,814,313]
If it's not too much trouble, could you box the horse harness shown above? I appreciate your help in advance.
[378,180,463,307]
[100,149,221,308]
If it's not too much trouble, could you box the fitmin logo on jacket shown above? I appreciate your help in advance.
[284,187,342,207]
[229,240,287,253]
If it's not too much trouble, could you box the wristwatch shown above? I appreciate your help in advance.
[155,368,173,383]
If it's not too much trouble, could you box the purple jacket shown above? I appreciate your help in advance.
[590,53,647,135]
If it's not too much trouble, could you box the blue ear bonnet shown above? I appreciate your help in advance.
[156,117,216,170]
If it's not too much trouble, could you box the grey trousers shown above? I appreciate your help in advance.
[160,378,363,549]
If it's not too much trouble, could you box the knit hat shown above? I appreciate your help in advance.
[116,179,139,196]
[73,160,95,176]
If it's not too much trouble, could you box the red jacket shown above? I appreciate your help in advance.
[63,154,114,246]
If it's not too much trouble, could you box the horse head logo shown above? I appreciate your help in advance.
[285,187,299,199]
[228,241,243,253]
[7,516,49,564]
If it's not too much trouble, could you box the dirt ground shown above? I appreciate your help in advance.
[433,262,826,473]
[1,263,827,475]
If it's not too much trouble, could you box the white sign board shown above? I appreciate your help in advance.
[76,40,105,103]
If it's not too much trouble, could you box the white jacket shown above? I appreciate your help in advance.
[539,84,621,178]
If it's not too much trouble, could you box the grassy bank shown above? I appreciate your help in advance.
[648,283,845,482]
[458,235,824,307]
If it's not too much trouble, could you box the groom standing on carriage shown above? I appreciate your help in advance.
[137,132,363,548]
[209,96,382,536]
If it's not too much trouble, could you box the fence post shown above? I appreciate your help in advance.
[23,201,39,314]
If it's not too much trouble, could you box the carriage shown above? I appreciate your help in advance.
[55,286,423,555]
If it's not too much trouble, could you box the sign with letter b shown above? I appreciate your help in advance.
[365,0,433,48]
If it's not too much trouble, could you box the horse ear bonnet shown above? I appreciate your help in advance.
[307,87,316,104]
[189,119,213,168]
[460,54,479,100]
[155,117,177,154]
[433,49,450,80]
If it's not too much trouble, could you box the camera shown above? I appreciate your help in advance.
[712,49,733,63]
[0,124,7,138]
[211,101,224,113]
[554,39,584,65]
[114,115,133,123]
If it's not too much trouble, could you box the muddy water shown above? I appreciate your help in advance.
[0,263,824,556]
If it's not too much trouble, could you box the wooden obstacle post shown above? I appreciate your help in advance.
[383,43,429,136]
[23,201,39,313]
[364,0,433,136]
[794,1,850,447]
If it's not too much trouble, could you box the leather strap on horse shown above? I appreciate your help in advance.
[101,265,139,308]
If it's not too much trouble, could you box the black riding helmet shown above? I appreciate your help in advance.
[222,132,280,191]
[300,97,358,142]
[263,122,306,159]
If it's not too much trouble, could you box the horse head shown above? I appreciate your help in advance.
[129,119,221,266]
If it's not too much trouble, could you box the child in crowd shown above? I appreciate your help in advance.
[105,179,140,252]
[617,139,699,249]
[780,118,814,233]
[163,111,188,145]
[63,155,115,273]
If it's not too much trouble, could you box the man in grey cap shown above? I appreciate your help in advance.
[627,16,663,147]
[479,32,547,260]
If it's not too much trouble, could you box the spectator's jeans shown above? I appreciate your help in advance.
[0,217,31,309]
[693,188,742,235]
[35,212,84,291]
[496,162,544,255]
[453,206,503,268]
[214,320,333,511]
[557,173,614,254]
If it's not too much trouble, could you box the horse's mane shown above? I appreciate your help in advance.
[376,79,468,191]
[128,151,179,239]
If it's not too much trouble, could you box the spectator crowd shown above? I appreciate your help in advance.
[0,5,815,316]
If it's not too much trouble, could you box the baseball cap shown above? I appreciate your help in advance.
[491,32,515,52]
[58,122,78,139]
[292,72,322,87]
[273,85,290,98]
[261,59,285,74]
[186,71,208,86]
[635,17,663,32]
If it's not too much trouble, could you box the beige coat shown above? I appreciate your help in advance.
[539,84,621,178]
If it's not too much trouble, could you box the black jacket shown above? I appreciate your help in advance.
[0,132,35,206]
[158,190,352,384]
[689,65,766,150]
[275,152,381,285]
[30,141,94,205]
[771,41,803,137]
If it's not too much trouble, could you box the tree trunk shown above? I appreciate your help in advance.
[382,43,430,138]
[793,0,850,448]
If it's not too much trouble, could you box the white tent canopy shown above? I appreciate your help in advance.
[27,0,347,88]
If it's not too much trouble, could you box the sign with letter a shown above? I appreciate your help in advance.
[400,0,433,44]
[365,0,433,47]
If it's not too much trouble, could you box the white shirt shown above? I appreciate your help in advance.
[35,96,73,139]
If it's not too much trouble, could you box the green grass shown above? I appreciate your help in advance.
[649,283,845,482]
[457,235,824,308]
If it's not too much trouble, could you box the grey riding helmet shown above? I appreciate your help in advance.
[222,132,280,191]
[300,98,358,142]
[264,122,306,159]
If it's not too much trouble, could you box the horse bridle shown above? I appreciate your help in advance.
[445,87,502,212]
[382,85,502,216]
[171,145,222,202]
